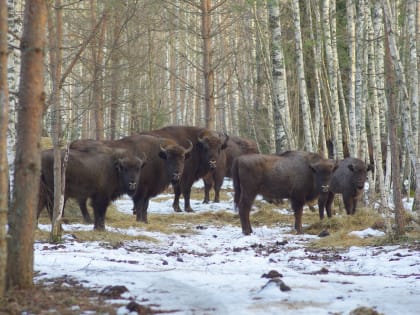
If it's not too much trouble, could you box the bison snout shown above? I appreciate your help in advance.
[321,185,329,192]
[172,172,181,182]
[128,182,137,191]
[209,160,217,169]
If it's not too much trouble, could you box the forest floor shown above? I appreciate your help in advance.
[1,184,419,315]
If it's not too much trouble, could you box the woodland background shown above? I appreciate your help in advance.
[0,0,419,298]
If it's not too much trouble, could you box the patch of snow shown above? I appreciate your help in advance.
[34,178,420,315]
[348,228,386,238]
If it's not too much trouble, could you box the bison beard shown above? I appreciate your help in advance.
[37,148,145,230]
[232,152,338,235]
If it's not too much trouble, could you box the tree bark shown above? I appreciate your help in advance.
[7,0,46,289]
[49,0,64,242]
[268,0,294,152]
[201,0,215,129]
[323,0,343,159]
[0,0,9,297]
[383,0,408,235]
[292,0,313,151]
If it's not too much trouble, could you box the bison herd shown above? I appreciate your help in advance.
[37,125,373,234]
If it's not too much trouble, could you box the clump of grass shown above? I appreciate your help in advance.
[307,208,388,248]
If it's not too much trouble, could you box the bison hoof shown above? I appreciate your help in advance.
[185,208,194,213]
[174,207,182,213]
[242,229,252,235]
[202,200,209,204]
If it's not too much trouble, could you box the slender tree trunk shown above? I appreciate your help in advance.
[407,0,418,154]
[292,0,313,151]
[347,0,357,156]
[0,0,9,297]
[201,0,215,129]
[323,0,343,158]
[110,12,120,139]
[268,0,294,152]
[49,0,64,242]
[7,0,46,289]
[383,0,411,234]
[367,5,387,209]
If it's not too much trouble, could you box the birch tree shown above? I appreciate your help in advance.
[268,0,295,152]
[0,0,8,297]
[383,0,420,232]
[291,0,313,151]
[323,0,343,159]
[7,0,47,289]
[346,0,357,157]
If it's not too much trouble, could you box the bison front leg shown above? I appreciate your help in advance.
[172,182,182,212]
[77,198,92,224]
[342,193,354,215]
[134,197,149,223]
[183,186,194,212]
[92,198,109,231]
[291,199,304,234]
[203,177,212,204]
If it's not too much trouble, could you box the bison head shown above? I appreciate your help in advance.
[310,159,338,193]
[348,160,371,190]
[115,152,146,196]
[197,131,228,170]
[159,139,193,184]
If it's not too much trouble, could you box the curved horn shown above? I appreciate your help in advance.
[159,142,167,154]
[184,139,193,153]
[197,135,205,144]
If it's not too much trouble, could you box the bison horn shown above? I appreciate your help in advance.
[197,135,206,144]
[184,139,193,153]
[159,142,167,154]
[138,152,147,164]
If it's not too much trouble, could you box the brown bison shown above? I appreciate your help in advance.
[143,125,228,212]
[37,147,145,230]
[232,152,338,235]
[321,157,374,218]
[70,134,193,223]
[202,136,259,203]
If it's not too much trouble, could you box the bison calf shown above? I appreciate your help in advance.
[320,157,374,218]
[38,147,145,230]
[232,152,338,235]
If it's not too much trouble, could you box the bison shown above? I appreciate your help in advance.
[70,134,193,223]
[321,157,374,218]
[37,147,145,230]
[143,125,228,212]
[202,135,259,203]
[232,152,338,235]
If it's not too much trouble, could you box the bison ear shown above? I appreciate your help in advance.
[184,152,192,160]
[158,151,168,160]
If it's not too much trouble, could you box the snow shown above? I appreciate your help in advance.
[34,180,420,315]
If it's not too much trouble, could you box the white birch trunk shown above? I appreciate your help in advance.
[367,4,387,208]
[323,0,343,158]
[347,0,357,157]
[383,0,420,214]
[407,0,419,154]
[292,0,313,151]
[268,1,295,152]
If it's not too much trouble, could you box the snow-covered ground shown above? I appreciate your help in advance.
[35,180,420,315]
